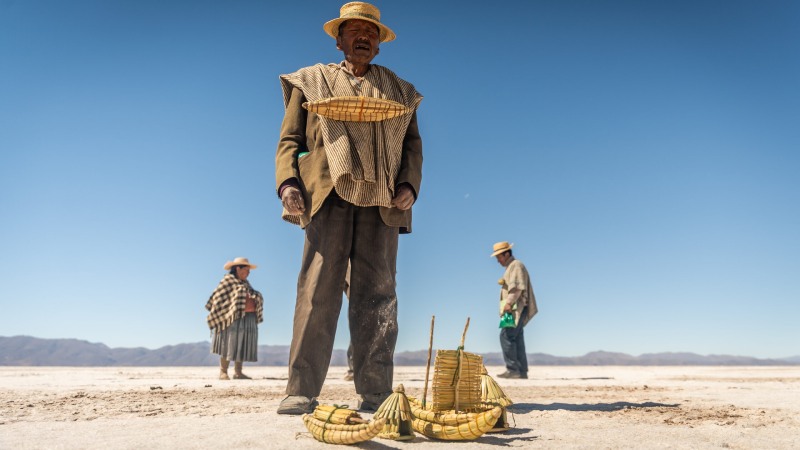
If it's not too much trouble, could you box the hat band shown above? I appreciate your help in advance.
[341,12,381,23]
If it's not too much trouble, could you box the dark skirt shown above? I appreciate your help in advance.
[211,312,258,362]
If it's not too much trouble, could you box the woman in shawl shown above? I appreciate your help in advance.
[205,257,264,380]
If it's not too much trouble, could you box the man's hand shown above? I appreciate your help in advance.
[391,184,415,210]
[281,186,305,215]
[503,302,513,313]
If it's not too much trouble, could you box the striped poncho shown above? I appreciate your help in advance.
[205,274,264,333]
[279,62,422,211]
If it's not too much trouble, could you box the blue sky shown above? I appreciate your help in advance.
[1,0,798,360]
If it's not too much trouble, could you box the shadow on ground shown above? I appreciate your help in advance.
[360,427,540,448]
[510,401,680,413]
[478,429,540,447]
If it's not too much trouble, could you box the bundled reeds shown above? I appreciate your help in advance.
[480,364,513,409]
[432,349,483,412]
[311,404,366,425]
[479,364,514,432]
[410,405,502,441]
[407,396,478,424]
[303,404,384,445]
[373,384,415,440]
[429,318,483,412]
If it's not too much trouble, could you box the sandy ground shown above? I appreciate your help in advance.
[1,365,798,449]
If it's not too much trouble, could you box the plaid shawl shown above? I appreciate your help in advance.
[205,274,264,333]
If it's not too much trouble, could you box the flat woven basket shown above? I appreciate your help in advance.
[432,349,483,412]
[303,96,411,122]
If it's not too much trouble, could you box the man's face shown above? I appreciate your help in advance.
[336,19,381,66]
[496,253,511,267]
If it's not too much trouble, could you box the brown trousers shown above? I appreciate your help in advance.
[286,195,399,397]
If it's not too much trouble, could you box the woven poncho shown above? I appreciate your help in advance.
[279,62,422,211]
[205,274,264,333]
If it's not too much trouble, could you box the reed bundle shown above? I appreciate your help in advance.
[303,410,385,445]
[432,349,483,412]
[373,384,415,440]
[426,317,481,412]
[480,364,514,409]
[407,396,478,425]
[410,406,502,441]
[311,404,365,425]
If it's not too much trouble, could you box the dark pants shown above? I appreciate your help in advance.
[346,341,354,373]
[500,307,528,375]
[286,195,399,397]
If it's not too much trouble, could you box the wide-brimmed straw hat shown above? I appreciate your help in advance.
[490,242,514,258]
[223,257,257,271]
[323,2,396,43]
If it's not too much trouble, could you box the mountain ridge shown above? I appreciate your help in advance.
[1,335,797,366]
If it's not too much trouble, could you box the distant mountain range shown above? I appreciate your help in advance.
[1,336,797,366]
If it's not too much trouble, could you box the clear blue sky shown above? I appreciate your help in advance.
[2,0,798,359]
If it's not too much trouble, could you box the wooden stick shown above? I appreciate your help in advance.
[422,315,435,409]
[454,317,470,412]
[460,317,470,348]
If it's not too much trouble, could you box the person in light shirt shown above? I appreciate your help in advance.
[491,242,538,379]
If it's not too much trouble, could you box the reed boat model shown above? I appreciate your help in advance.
[408,316,503,440]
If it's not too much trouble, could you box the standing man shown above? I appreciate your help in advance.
[275,2,423,415]
[491,242,538,379]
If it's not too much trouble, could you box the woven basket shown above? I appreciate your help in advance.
[432,349,483,412]
[303,96,411,122]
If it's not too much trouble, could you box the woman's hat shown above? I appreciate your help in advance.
[323,2,396,43]
[490,242,514,257]
[223,257,257,271]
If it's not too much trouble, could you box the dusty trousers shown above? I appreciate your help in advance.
[286,194,399,397]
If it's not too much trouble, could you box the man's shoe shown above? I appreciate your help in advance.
[277,395,318,415]
[357,392,391,412]
[497,371,523,379]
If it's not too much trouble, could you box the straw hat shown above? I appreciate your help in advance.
[490,242,513,258]
[323,2,396,43]
[223,257,257,271]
